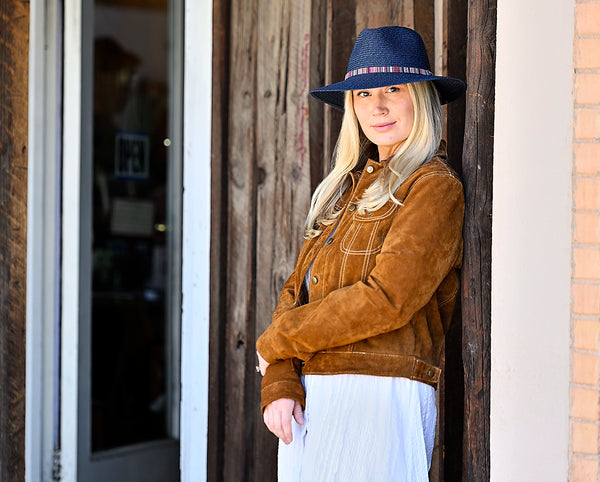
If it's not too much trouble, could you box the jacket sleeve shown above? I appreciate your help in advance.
[260,358,306,411]
[273,270,297,317]
[259,248,305,409]
[256,173,464,364]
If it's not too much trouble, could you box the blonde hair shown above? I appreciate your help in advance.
[304,80,444,239]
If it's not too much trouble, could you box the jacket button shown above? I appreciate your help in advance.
[311,276,318,284]
[325,237,334,245]
[366,165,374,173]
[348,204,357,211]
[426,369,435,378]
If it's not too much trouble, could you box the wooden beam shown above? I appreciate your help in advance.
[208,0,230,479]
[309,0,328,189]
[222,1,259,480]
[461,0,496,480]
[252,1,314,479]
[323,0,356,161]
[0,1,29,481]
[441,0,467,479]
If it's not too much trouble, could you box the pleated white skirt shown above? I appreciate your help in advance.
[277,374,436,482]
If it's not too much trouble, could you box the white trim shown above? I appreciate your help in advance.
[180,0,213,479]
[26,1,62,480]
[61,0,83,479]
[492,0,574,480]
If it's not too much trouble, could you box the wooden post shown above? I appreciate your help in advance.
[461,0,496,480]
[0,1,29,481]
[208,0,230,480]
[442,0,467,479]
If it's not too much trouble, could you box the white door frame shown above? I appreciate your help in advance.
[180,0,212,480]
[25,0,213,480]
[25,0,63,480]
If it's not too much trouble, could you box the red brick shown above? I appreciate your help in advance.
[574,319,600,351]
[572,421,599,454]
[572,456,599,482]
[574,212,600,244]
[572,386,600,419]
[574,143,600,176]
[575,108,600,141]
[575,38,600,70]
[575,74,600,105]
[575,178,600,210]
[574,248,600,280]
[573,351,600,385]
[576,3,600,36]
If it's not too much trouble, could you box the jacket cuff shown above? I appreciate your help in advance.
[260,359,305,412]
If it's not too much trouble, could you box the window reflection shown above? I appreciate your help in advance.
[91,1,171,452]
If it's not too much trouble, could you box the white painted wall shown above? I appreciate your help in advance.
[492,0,574,480]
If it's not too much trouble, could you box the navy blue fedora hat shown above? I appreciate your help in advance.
[310,26,466,109]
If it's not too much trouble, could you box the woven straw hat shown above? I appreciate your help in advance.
[310,26,467,109]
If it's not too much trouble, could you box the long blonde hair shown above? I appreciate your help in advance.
[304,80,444,239]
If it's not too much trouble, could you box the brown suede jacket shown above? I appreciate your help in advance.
[256,145,465,411]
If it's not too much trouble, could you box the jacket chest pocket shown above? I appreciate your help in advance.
[340,203,397,255]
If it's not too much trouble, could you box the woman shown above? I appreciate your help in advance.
[256,26,466,481]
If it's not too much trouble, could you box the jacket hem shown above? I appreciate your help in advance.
[303,352,441,389]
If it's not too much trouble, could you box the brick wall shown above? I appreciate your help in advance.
[572,1,600,480]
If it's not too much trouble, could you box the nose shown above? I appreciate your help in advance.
[371,92,388,115]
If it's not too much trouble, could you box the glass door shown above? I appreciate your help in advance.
[77,0,182,479]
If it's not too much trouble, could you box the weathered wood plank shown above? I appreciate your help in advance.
[254,1,313,479]
[461,0,496,479]
[441,1,468,479]
[356,0,415,32]
[309,0,328,188]
[208,0,230,479]
[323,0,355,163]
[444,0,467,176]
[223,0,258,479]
[0,2,29,481]
[253,3,286,476]
[414,0,434,70]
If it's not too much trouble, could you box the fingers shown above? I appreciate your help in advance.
[256,351,270,376]
[292,401,305,426]
[263,398,298,445]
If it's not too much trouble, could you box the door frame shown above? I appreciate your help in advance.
[25,0,213,480]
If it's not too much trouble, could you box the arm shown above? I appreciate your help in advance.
[260,358,306,411]
[256,173,464,363]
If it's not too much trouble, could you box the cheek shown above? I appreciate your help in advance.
[399,104,415,133]
[353,106,367,130]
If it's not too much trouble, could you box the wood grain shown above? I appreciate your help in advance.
[356,0,415,32]
[461,0,496,480]
[223,0,258,479]
[253,1,314,479]
[208,0,230,479]
[441,0,468,479]
[0,1,29,481]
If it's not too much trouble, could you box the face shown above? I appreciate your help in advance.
[352,84,415,160]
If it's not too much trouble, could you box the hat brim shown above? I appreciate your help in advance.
[309,73,466,110]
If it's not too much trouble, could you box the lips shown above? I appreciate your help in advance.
[371,121,396,131]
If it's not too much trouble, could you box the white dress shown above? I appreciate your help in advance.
[277,374,437,482]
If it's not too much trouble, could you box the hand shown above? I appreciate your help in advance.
[263,398,304,445]
[257,351,270,376]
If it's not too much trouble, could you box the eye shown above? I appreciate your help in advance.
[386,86,400,93]
[355,91,370,98]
